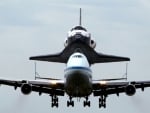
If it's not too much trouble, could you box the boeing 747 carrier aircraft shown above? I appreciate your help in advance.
[0,9,150,108]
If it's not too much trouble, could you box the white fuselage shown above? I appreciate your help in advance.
[64,52,92,97]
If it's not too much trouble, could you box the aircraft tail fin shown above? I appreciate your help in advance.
[79,8,82,26]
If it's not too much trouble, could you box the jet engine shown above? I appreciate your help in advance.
[64,39,68,47]
[21,83,32,95]
[90,39,96,49]
[125,84,136,96]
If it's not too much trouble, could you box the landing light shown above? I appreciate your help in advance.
[100,81,107,85]
[50,80,57,85]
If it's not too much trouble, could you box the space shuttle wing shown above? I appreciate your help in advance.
[29,52,68,63]
[29,42,81,63]
[30,52,130,64]
[29,41,130,64]
[92,53,130,63]
[29,43,75,63]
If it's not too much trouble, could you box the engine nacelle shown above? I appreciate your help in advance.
[125,84,136,96]
[64,39,68,47]
[21,83,32,95]
[90,39,96,49]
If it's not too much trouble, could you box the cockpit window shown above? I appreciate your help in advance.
[73,55,82,58]
[71,26,87,31]
[68,26,90,38]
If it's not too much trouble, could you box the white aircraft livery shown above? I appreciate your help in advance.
[0,8,150,108]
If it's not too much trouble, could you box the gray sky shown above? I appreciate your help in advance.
[0,0,150,113]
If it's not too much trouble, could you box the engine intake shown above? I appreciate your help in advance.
[64,39,68,47]
[125,84,136,96]
[90,39,96,49]
[21,83,32,95]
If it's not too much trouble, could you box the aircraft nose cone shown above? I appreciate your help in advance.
[75,34,82,39]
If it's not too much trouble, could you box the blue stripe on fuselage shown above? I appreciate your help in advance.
[65,66,92,73]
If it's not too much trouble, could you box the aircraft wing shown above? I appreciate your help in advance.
[92,80,150,96]
[0,78,64,96]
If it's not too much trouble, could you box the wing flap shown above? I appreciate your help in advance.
[0,78,64,96]
[31,86,64,96]
[93,80,150,96]
[93,87,125,96]
[28,80,64,89]
[0,79,22,87]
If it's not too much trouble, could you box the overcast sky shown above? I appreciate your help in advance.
[0,0,150,113]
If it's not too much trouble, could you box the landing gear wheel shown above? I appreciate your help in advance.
[52,102,58,108]
[99,95,107,108]
[67,100,74,107]
[83,97,91,107]
[51,95,59,108]
[103,102,106,108]
[83,101,90,107]
[67,97,74,107]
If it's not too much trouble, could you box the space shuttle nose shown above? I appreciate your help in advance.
[75,34,82,39]
[69,35,90,45]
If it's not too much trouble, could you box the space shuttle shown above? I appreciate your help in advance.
[30,8,130,64]
[4,9,150,109]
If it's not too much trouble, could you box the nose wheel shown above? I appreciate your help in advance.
[99,95,106,108]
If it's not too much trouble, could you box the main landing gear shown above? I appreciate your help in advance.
[83,97,90,107]
[50,95,107,108]
[51,95,59,107]
[99,95,107,108]
[67,97,74,107]
[67,96,91,107]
